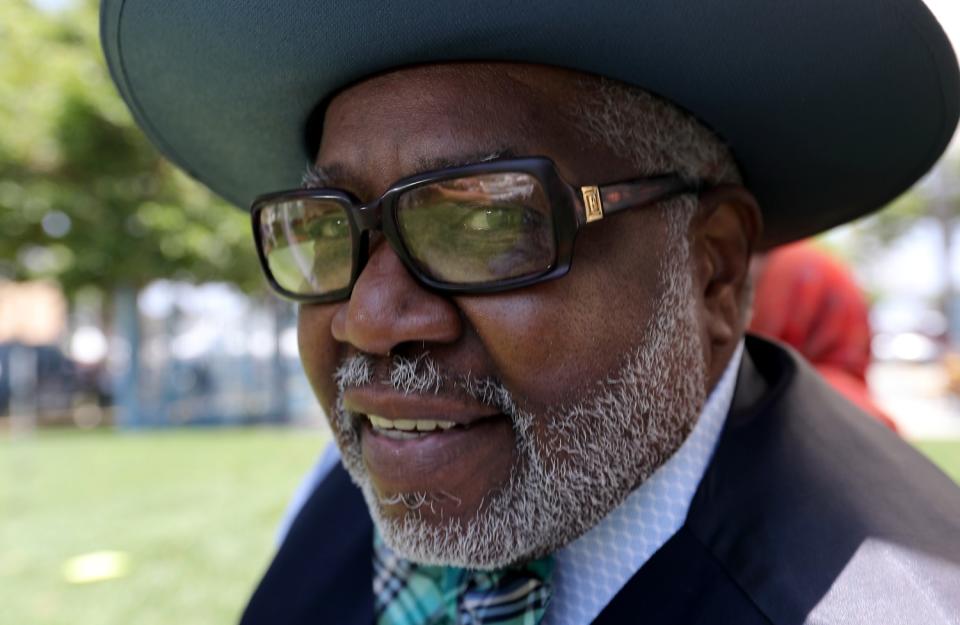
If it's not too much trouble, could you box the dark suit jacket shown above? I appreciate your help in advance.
[241,336,960,624]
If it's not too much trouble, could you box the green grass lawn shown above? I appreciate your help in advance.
[0,428,328,625]
[0,428,957,625]
[915,440,960,483]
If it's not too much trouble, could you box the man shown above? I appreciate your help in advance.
[101,1,960,623]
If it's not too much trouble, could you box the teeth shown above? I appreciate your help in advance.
[368,415,392,429]
[393,419,417,431]
[380,429,422,441]
[367,414,457,433]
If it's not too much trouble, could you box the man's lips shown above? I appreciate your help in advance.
[359,415,515,499]
[342,386,516,499]
[342,386,500,426]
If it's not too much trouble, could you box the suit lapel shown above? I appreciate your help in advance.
[591,526,771,625]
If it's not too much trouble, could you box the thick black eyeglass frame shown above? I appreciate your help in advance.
[251,156,703,303]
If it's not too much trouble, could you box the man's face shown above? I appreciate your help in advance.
[297,63,712,567]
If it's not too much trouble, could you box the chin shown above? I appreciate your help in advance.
[361,472,555,570]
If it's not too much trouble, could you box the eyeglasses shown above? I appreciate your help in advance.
[251,157,702,303]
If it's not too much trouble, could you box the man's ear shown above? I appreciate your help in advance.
[691,185,762,357]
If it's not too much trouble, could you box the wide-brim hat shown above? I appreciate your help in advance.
[101,1,959,247]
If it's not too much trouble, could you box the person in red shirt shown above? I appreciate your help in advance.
[750,241,899,432]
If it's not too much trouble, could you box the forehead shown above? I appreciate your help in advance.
[315,63,628,192]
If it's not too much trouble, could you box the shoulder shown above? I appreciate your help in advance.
[687,336,960,625]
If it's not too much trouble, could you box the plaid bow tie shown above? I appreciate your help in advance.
[373,532,554,625]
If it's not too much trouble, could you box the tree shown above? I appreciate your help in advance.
[0,0,262,296]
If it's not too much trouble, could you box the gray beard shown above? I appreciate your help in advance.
[330,226,706,570]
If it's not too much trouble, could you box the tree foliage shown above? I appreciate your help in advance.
[0,0,263,295]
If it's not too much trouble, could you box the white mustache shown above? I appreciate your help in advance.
[333,352,518,416]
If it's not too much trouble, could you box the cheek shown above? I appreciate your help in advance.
[460,275,655,409]
[464,295,578,401]
[297,304,342,412]
[459,217,675,408]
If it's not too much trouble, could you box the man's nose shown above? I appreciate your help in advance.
[330,243,462,355]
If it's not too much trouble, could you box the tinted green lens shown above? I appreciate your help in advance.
[396,173,556,284]
[258,198,352,295]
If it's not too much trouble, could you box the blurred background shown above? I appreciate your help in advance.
[1,0,959,623]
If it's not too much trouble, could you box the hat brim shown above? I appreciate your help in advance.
[101,0,959,247]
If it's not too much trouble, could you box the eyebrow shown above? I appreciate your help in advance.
[301,148,518,190]
[301,162,342,189]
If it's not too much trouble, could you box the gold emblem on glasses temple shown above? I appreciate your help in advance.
[581,186,604,222]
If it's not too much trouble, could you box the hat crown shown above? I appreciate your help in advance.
[101,0,960,245]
